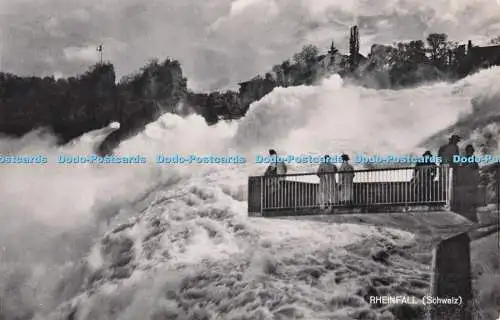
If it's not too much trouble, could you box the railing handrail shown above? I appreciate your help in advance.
[249,165,440,178]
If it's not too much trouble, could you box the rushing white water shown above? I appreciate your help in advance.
[1,68,500,319]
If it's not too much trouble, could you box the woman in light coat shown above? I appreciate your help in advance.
[338,154,355,203]
[317,155,338,209]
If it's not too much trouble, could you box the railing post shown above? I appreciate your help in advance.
[247,176,263,217]
[293,178,297,214]
[259,177,266,217]
[445,166,453,211]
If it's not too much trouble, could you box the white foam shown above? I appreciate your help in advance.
[1,67,500,318]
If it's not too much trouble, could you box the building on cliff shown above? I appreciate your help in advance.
[468,43,500,68]
[457,41,500,76]
[316,26,366,77]
[313,48,349,76]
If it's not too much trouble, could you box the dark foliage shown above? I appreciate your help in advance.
[1,30,499,153]
[0,59,187,154]
[186,90,244,125]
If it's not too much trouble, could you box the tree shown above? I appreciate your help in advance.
[293,45,319,66]
[280,60,292,86]
[426,33,449,68]
[272,65,284,86]
[490,36,500,45]
[383,39,437,86]
[349,26,360,71]
[291,45,319,85]
[201,94,219,125]
[406,40,426,64]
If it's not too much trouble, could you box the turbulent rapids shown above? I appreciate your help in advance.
[1,69,500,319]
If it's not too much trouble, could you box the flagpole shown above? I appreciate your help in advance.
[0,30,3,71]
[97,44,103,65]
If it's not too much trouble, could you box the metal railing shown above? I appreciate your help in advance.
[248,165,454,216]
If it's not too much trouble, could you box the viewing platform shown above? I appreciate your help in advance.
[248,165,490,222]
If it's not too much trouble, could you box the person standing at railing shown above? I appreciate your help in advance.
[339,154,355,204]
[317,155,338,210]
[438,134,460,166]
[455,144,480,221]
[264,149,287,208]
[437,134,461,198]
[412,150,437,201]
[264,149,287,178]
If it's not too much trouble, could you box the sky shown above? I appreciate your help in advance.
[1,0,500,91]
